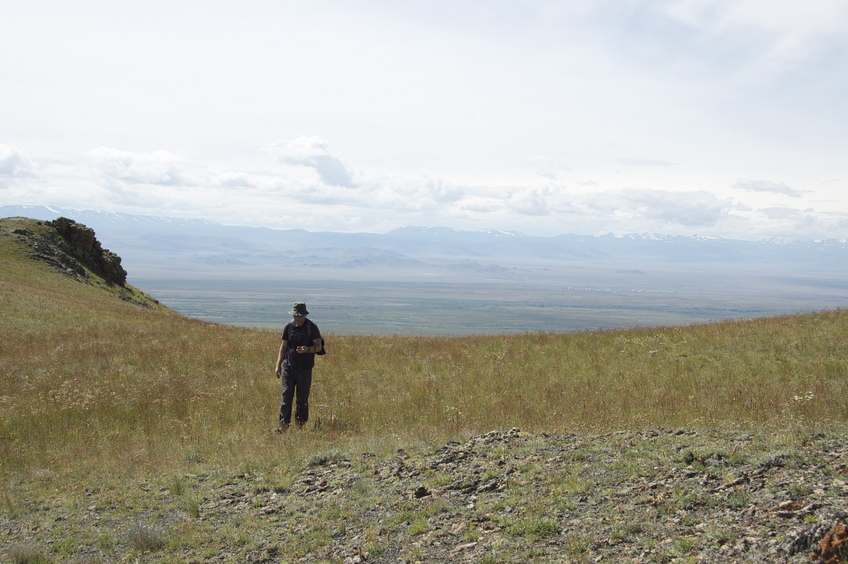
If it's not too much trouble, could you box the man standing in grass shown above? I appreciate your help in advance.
[274,302,323,432]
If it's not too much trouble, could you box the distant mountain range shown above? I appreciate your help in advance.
[3,205,848,281]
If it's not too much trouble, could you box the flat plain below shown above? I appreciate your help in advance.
[134,260,848,335]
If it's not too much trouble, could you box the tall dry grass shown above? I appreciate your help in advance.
[2,240,847,485]
[317,312,848,438]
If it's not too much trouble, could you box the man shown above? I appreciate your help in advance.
[274,302,322,432]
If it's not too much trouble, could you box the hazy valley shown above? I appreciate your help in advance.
[3,205,848,334]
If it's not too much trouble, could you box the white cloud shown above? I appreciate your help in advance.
[0,145,35,187]
[579,189,732,228]
[507,187,552,216]
[264,137,357,188]
[619,158,676,167]
[209,172,257,189]
[88,148,187,186]
[748,206,848,240]
[759,207,799,220]
[378,175,464,209]
[733,179,802,197]
[524,156,573,181]
[1,134,845,241]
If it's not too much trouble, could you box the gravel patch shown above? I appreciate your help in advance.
[3,428,848,563]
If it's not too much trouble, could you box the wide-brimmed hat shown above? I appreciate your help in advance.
[288,302,309,316]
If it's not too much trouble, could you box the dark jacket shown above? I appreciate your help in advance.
[282,319,321,369]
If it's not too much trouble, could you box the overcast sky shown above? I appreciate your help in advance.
[2,0,847,240]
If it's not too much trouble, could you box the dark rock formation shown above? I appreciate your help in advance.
[48,217,127,285]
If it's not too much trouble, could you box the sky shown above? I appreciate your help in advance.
[2,0,847,240]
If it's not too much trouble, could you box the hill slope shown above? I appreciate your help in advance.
[2,216,848,562]
[0,216,165,309]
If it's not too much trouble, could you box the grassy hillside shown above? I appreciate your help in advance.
[2,216,848,479]
[2,217,848,562]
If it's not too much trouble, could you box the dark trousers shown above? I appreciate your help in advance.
[279,364,313,426]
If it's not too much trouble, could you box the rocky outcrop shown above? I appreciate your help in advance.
[1,216,165,308]
[4,216,127,286]
[48,217,127,285]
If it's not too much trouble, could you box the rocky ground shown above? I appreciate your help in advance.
[4,428,848,563]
